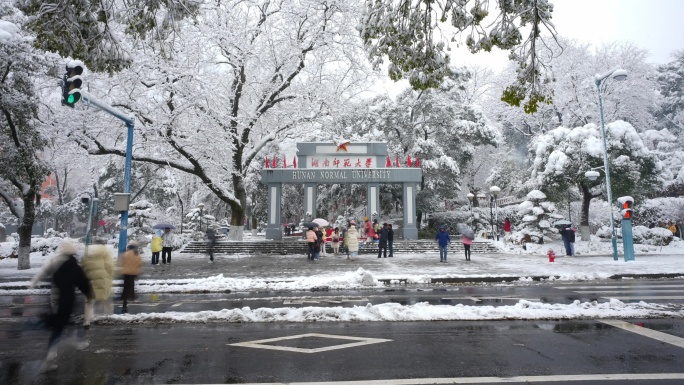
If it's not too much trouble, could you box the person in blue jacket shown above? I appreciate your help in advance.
[435,225,451,262]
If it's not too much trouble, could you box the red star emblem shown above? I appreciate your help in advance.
[336,141,350,152]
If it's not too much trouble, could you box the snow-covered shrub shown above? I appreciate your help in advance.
[517,190,563,243]
[633,198,684,227]
[632,226,674,246]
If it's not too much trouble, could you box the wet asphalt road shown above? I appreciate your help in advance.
[2,319,684,384]
[2,279,684,384]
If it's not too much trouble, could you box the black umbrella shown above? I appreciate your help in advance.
[153,223,176,230]
[301,222,318,229]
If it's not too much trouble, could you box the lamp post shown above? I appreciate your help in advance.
[490,186,501,241]
[81,192,99,248]
[197,203,205,232]
[593,66,627,261]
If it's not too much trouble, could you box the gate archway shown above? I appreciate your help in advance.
[260,142,422,240]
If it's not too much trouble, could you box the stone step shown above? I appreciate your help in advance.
[181,240,498,255]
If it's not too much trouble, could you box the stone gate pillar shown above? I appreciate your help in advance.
[265,183,282,240]
[367,182,380,223]
[303,182,317,219]
[402,182,418,239]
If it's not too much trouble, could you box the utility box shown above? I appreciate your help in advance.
[113,193,131,212]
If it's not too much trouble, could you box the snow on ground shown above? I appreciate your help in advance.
[2,237,684,324]
[96,299,684,325]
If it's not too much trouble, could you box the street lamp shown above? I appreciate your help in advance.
[593,66,627,261]
[490,186,501,241]
[197,203,205,232]
[81,192,99,251]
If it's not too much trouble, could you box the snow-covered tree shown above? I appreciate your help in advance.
[337,70,500,226]
[360,0,557,113]
[61,0,372,241]
[655,50,684,135]
[516,190,561,243]
[0,13,52,269]
[528,121,661,240]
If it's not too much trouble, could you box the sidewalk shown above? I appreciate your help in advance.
[2,243,684,290]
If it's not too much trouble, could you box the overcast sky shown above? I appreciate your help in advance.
[462,0,683,69]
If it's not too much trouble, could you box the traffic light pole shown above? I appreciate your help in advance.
[81,91,135,256]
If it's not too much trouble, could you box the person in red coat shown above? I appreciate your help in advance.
[503,218,512,235]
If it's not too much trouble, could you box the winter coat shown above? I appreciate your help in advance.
[31,253,72,312]
[387,228,394,242]
[378,226,389,246]
[151,236,162,253]
[364,221,375,238]
[560,228,575,243]
[119,249,142,276]
[306,229,318,243]
[462,236,473,246]
[503,220,511,232]
[331,231,340,245]
[52,255,92,324]
[81,245,114,301]
[435,230,451,247]
[161,232,175,248]
[346,226,360,252]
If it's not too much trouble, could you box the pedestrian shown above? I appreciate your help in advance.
[503,218,511,236]
[462,233,472,261]
[387,224,394,258]
[345,223,360,260]
[331,227,341,255]
[206,227,217,263]
[373,219,381,234]
[364,217,375,245]
[377,223,389,258]
[81,239,114,329]
[306,227,317,261]
[161,227,174,264]
[323,226,334,256]
[119,241,142,313]
[150,232,162,265]
[435,225,451,262]
[559,226,575,256]
[314,227,324,260]
[30,240,93,373]
[667,221,677,235]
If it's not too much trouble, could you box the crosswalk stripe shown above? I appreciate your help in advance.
[238,373,684,384]
[573,290,684,294]
[601,296,684,301]
[600,320,684,349]
[555,285,684,290]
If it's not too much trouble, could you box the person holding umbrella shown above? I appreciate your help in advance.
[458,224,475,261]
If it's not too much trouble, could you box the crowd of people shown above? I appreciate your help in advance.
[29,237,147,373]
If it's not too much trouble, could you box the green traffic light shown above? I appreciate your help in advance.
[67,94,75,104]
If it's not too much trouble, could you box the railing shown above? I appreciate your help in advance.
[478,196,523,208]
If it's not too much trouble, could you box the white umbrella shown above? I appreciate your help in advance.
[312,218,329,227]
[553,220,572,227]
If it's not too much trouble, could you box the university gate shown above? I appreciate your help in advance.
[260,142,422,240]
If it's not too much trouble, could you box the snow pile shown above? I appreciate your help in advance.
[94,299,684,324]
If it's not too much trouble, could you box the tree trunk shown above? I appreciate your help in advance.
[580,184,592,241]
[17,191,37,270]
[227,175,246,241]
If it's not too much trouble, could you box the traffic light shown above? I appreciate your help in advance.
[621,200,633,220]
[62,61,84,108]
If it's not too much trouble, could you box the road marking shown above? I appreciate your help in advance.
[237,373,684,384]
[283,298,369,305]
[171,303,183,307]
[442,297,540,303]
[600,320,684,349]
[229,333,391,353]
[555,284,684,290]
[601,296,684,301]
[573,290,684,294]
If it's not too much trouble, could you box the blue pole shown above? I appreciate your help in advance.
[596,80,619,261]
[118,122,134,256]
[621,219,635,261]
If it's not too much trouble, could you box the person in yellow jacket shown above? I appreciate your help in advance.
[118,241,142,313]
[81,240,114,327]
[150,233,162,265]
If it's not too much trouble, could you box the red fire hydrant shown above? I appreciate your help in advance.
[547,249,556,263]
